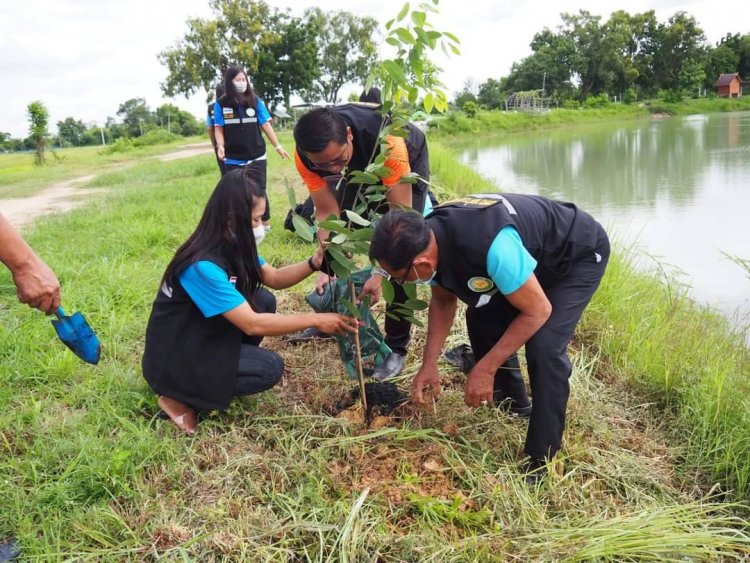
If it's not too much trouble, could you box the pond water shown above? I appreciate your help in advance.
[457,111,750,334]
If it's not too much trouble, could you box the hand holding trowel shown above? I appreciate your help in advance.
[51,306,101,365]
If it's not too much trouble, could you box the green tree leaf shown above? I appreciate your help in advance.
[344,210,371,227]
[382,277,396,303]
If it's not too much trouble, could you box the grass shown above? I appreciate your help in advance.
[0,133,749,559]
[0,135,205,199]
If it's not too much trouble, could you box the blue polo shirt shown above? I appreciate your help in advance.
[486,226,537,294]
[179,257,266,318]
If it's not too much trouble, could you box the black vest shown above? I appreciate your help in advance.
[142,255,245,410]
[296,103,428,214]
[427,193,603,307]
[217,97,265,161]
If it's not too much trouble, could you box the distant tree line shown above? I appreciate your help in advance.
[0,98,203,153]
[453,10,750,109]
[158,0,378,111]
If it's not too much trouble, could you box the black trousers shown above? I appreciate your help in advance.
[465,228,610,460]
[234,287,284,397]
[225,159,270,222]
[384,128,431,355]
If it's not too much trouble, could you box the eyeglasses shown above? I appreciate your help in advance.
[392,259,416,286]
[308,141,351,172]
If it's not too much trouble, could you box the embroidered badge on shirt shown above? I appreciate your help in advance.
[467,276,494,292]
[229,276,237,286]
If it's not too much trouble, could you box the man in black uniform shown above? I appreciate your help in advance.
[369,194,610,483]
[293,104,432,380]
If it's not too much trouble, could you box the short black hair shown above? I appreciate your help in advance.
[293,107,348,153]
[370,210,430,270]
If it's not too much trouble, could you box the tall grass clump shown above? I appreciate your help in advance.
[582,246,750,497]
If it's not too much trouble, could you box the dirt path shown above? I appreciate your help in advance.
[2,142,214,229]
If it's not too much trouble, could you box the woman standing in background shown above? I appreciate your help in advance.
[213,65,289,231]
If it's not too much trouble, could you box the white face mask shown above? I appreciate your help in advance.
[233,80,248,94]
[413,264,437,285]
[253,225,265,245]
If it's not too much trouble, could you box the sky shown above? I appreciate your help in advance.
[1,0,748,138]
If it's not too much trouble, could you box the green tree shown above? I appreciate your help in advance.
[477,78,504,109]
[159,0,320,110]
[652,12,707,93]
[603,10,659,98]
[712,33,750,82]
[559,11,617,100]
[304,8,378,103]
[27,101,49,165]
[117,98,154,137]
[453,87,476,108]
[57,117,86,147]
[255,11,319,110]
[154,103,202,136]
[704,43,739,89]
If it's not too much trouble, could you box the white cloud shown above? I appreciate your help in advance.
[1,0,747,138]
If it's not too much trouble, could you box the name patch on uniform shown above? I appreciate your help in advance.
[222,107,235,118]
[229,276,237,286]
[467,276,494,292]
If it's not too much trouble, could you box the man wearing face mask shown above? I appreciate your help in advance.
[369,194,610,484]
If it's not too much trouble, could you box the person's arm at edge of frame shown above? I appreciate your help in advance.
[0,213,61,313]
[463,274,551,407]
[411,284,458,405]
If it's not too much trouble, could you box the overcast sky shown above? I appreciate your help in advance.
[1,0,748,138]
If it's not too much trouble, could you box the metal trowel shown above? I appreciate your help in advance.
[51,306,101,365]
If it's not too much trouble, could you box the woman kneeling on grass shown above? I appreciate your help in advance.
[142,169,358,435]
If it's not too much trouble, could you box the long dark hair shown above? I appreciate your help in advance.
[221,65,257,109]
[163,168,264,296]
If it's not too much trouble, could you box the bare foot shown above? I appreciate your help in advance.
[158,396,197,435]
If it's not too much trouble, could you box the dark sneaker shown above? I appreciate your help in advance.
[372,352,406,381]
[523,457,547,487]
[284,327,334,345]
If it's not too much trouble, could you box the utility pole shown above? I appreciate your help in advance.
[100,125,106,146]
[542,72,547,96]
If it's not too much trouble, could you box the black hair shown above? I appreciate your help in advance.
[221,65,257,109]
[293,107,349,153]
[163,168,265,297]
[359,87,381,104]
[370,210,431,270]
[215,82,225,100]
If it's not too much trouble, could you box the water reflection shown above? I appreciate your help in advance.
[458,111,750,332]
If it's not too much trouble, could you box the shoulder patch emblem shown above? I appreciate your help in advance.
[468,277,494,292]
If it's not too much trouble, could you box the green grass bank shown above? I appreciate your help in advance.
[0,135,748,559]
[430,96,750,136]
